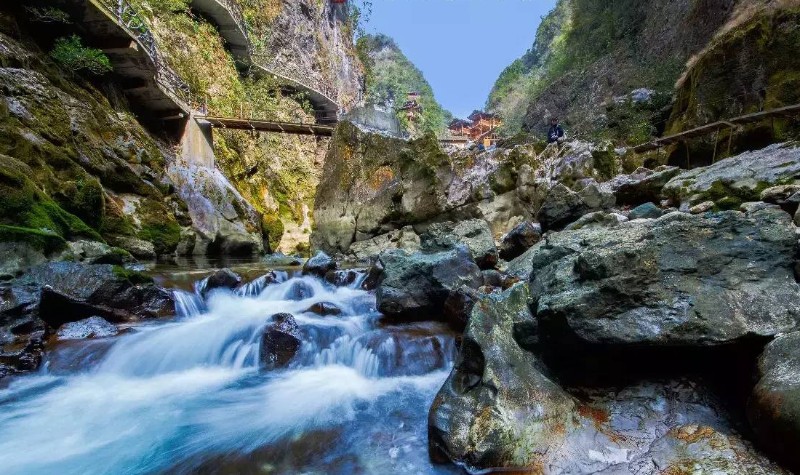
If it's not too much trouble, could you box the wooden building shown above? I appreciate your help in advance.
[447,119,472,137]
[445,111,502,147]
[398,91,422,121]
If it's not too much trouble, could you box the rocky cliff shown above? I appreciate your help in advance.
[128,0,364,254]
[0,10,193,266]
[311,121,630,258]
[666,1,800,167]
[488,0,743,142]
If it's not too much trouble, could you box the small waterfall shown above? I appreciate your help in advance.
[0,268,457,475]
[173,289,205,318]
[235,271,289,297]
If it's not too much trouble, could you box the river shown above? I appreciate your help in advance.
[0,264,461,474]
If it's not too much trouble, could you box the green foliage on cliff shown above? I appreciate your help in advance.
[0,154,101,252]
[129,0,330,251]
[486,0,572,133]
[357,34,451,136]
[666,6,800,166]
[50,35,112,75]
[487,0,736,143]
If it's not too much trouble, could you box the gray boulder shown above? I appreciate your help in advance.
[17,262,174,326]
[0,242,47,278]
[628,202,663,220]
[429,284,788,474]
[64,241,133,266]
[259,313,302,370]
[56,316,118,340]
[603,166,681,206]
[663,143,800,208]
[528,207,800,345]
[420,219,498,269]
[428,283,577,469]
[498,221,541,261]
[749,331,800,472]
[537,182,615,231]
[375,246,483,330]
[347,226,421,261]
[303,251,337,277]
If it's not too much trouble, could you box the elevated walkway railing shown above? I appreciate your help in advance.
[213,0,247,34]
[93,0,193,110]
[250,54,340,111]
[633,104,800,154]
[90,0,340,134]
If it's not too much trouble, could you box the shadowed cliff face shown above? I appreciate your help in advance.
[256,0,364,109]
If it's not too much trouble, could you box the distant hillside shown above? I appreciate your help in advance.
[487,0,744,143]
[356,34,451,136]
[485,0,572,134]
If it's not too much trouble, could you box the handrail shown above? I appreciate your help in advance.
[633,103,800,153]
[251,54,340,109]
[93,0,194,109]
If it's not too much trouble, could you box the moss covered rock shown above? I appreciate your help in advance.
[666,6,800,166]
[0,154,100,250]
[662,143,800,207]
[311,122,450,254]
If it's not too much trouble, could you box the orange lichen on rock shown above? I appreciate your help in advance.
[368,166,395,191]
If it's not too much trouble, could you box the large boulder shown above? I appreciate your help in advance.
[663,144,800,209]
[259,313,302,370]
[748,331,800,471]
[536,182,615,231]
[420,219,498,269]
[527,207,800,345]
[347,226,421,261]
[303,251,337,277]
[429,284,788,474]
[498,221,541,261]
[16,262,174,325]
[375,246,483,330]
[428,283,577,469]
[311,123,450,254]
[602,166,681,206]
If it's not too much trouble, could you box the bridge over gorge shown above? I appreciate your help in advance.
[71,0,341,166]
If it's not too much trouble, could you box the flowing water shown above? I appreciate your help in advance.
[0,269,460,475]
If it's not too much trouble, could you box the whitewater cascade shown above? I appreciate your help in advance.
[0,270,458,475]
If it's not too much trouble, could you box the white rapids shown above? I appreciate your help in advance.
[0,270,459,475]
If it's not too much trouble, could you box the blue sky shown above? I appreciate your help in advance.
[364,0,558,119]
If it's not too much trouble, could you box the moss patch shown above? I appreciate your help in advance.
[112,265,153,285]
[0,224,67,253]
[0,154,102,245]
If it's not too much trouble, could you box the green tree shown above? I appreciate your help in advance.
[50,35,113,76]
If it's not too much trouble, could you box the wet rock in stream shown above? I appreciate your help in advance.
[260,313,302,370]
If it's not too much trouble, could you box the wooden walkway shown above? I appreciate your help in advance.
[199,116,334,136]
[633,104,800,153]
[190,0,341,123]
[75,0,340,138]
